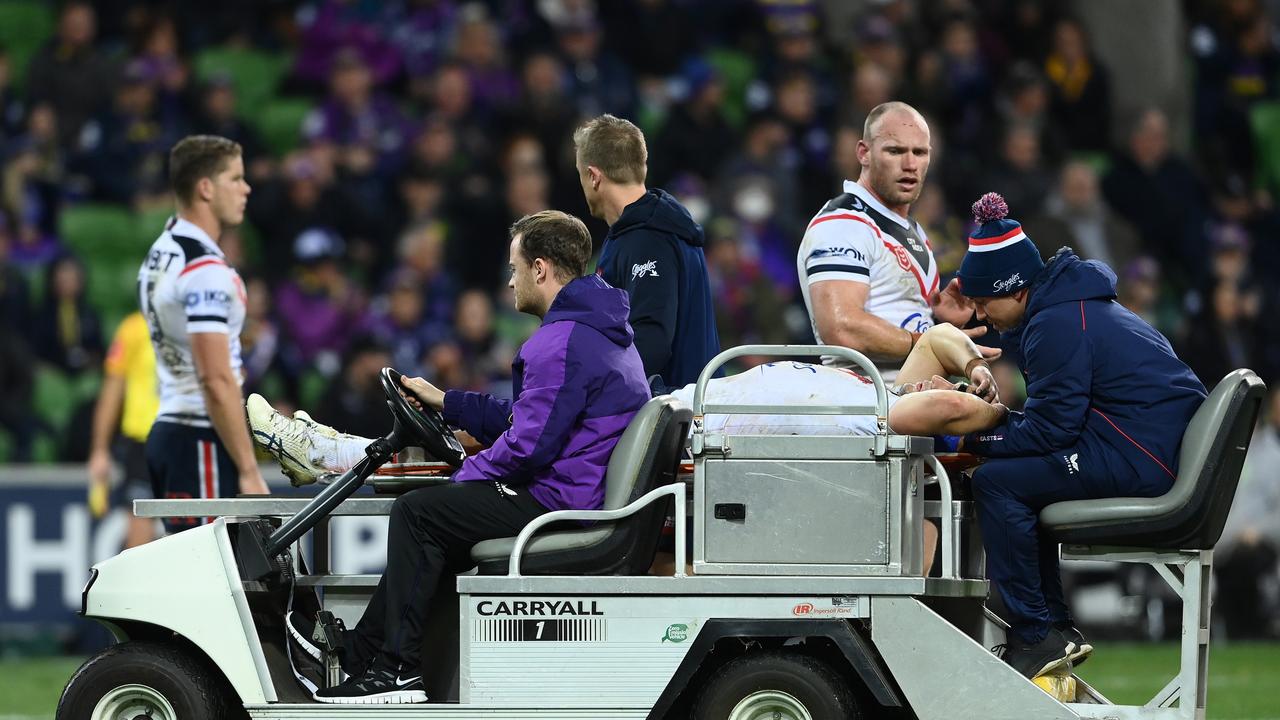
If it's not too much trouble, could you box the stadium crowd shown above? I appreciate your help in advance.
[0,0,1278,564]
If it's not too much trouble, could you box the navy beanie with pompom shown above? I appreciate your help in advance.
[957,193,1044,297]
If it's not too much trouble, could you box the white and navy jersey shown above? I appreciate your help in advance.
[138,217,246,425]
[671,361,898,436]
[798,180,939,368]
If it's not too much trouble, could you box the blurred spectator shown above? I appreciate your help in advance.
[980,123,1053,216]
[247,154,376,281]
[501,52,577,177]
[293,0,405,90]
[303,48,412,193]
[1044,16,1112,152]
[1042,160,1141,269]
[602,0,699,79]
[31,254,103,376]
[387,0,458,82]
[771,70,833,206]
[75,60,182,206]
[240,274,282,400]
[0,46,25,140]
[3,106,65,264]
[193,76,270,180]
[916,16,991,149]
[1180,242,1260,389]
[990,61,1066,167]
[369,269,438,378]
[554,14,635,118]
[652,59,736,186]
[1192,5,1280,182]
[0,224,30,332]
[716,112,800,234]
[843,62,895,132]
[128,14,190,115]
[275,228,366,379]
[453,7,520,111]
[313,335,394,439]
[397,220,457,330]
[451,287,515,394]
[704,218,790,349]
[0,319,36,462]
[1216,386,1280,639]
[25,1,117,148]
[1102,108,1210,286]
[1117,255,1182,342]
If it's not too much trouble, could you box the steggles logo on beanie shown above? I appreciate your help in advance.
[957,192,1046,297]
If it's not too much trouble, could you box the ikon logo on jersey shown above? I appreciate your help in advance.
[476,599,604,616]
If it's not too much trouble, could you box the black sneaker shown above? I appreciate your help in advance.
[286,611,324,663]
[1058,624,1094,667]
[313,666,428,704]
[994,628,1076,679]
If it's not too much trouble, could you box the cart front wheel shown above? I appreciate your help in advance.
[693,650,859,720]
[56,641,241,720]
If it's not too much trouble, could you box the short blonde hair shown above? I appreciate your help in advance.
[572,114,647,185]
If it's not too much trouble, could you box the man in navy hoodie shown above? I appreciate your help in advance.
[279,210,651,704]
[574,114,719,391]
[953,193,1207,679]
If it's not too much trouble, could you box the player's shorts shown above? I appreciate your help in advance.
[145,420,238,533]
[112,437,152,508]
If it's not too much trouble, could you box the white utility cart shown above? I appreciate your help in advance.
[57,348,1264,720]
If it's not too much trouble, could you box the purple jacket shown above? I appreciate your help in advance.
[442,275,650,512]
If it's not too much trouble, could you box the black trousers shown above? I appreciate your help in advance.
[343,481,549,674]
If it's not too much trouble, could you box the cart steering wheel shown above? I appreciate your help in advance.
[379,367,466,468]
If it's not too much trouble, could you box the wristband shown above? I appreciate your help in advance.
[964,357,989,378]
[908,331,923,350]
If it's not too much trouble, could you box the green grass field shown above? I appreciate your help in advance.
[2,643,1278,719]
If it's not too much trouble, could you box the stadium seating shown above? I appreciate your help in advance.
[250,98,314,156]
[193,47,290,114]
[0,1,54,92]
[1250,101,1280,196]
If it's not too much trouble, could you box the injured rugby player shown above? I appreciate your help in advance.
[248,323,1008,488]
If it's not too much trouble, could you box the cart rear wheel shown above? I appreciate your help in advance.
[56,641,240,720]
[693,650,859,720]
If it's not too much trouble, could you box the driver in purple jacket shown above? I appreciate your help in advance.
[265,210,650,704]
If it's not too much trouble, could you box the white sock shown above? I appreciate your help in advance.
[309,435,373,474]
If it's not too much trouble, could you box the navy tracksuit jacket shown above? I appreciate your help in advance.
[964,249,1206,644]
[596,188,720,391]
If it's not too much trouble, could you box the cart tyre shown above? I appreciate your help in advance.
[693,650,859,720]
[56,641,241,720]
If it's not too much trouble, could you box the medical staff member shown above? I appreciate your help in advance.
[798,101,989,376]
[139,135,267,533]
[955,192,1206,678]
[278,210,651,704]
[574,114,719,391]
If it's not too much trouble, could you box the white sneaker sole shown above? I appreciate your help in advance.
[286,611,323,662]
[313,690,428,704]
[1031,642,1077,679]
[1068,643,1094,667]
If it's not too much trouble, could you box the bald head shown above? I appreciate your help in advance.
[863,101,928,144]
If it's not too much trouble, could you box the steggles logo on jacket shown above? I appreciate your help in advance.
[631,260,659,280]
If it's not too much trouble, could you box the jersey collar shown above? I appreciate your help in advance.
[168,216,225,258]
[844,180,911,231]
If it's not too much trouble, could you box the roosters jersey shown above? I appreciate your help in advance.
[138,217,246,425]
[798,180,939,368]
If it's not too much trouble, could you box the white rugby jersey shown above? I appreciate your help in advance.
[671,361,899,436]
[797,180,939,368]
[138,216,246,424]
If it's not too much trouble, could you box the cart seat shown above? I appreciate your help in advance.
[1040,369,1265,548]
[470,395,691,575]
